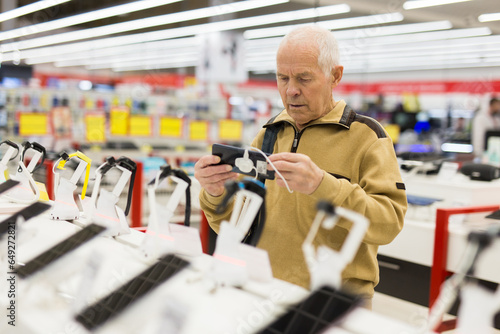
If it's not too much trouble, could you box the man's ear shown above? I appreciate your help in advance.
[331,65,344,88]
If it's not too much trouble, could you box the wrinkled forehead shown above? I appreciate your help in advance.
[278,36,319,56]
[277,41,320,70]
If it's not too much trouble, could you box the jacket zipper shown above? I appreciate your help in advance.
[291,129,303,153]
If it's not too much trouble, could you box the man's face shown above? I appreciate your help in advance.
[276,42,340,130]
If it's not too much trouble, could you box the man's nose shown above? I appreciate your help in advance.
[286,81,300,96]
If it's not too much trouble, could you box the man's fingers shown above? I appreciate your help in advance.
[268,152,303,163]
[196,164,232,178]
[204,172,238,185]
[268,159,295,172]
[196,155,221,168]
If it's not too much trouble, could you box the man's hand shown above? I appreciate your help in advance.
[268,152,324,195]
[194,155,238,197]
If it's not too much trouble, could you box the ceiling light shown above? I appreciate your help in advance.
[243,21,452,53]
[0,0,183,42]
[403,0,472,10]
[333,20,452,40]
[112,61,197,72]
[346,51,500,67]
[344,57,500,73]
[0,0,71,23]
[346,35,500,55]
[0,0,289,51]
[25,37,200,65]
[56,50,198,68]
[347,45,500,61]
[1,3,348,57]
[441,143,473,154]
[478,12,500,22]
[109,57,199,72]
[341,27,491,48]
[244,12,403,39]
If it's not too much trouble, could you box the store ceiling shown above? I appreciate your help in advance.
[2,0,500,78]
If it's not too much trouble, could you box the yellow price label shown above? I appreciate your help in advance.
[384,124,401,144]
[85,97,94,110]
[110,108,129,136]
[160,117,183,138]
[189,120,209,141]
[219,119,243,141]
[129,115,152,136]
[19,113,48,136]
[85,114,106,143]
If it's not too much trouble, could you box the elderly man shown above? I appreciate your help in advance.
[194,25,407,304]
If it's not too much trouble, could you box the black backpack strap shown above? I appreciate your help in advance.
[258,115,283,184]
[261,115,282,154]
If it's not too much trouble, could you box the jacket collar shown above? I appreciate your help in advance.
[264,99,355,130]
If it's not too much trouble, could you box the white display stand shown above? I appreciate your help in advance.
[0,198,418,334]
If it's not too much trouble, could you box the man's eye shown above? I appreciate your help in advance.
[299,78,310,82]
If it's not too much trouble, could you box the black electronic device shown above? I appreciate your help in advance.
[212,143,275,180]
[75,254,189,331]
[0,201,51,237]
[17,224,106,279]
[460,163,500,181]
[256,286,360,334]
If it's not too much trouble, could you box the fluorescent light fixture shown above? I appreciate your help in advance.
[245,37,283,50]
[56,50,198,68]
[340,27,491,47]
[0,0,289,51]
[347,45,500,61]
[333,20,452,40]
[244,12,403,39]
[478,12,500,22]
[344,35,500,56]
[110,57,199,72]
[441,143,473,154]
[403,0,471,10]
[346,51,500,67]
[1,3,348,57]
[25,37,200,65]
[0,0,182,41]
[0,0,71,23]
[112,61,197,72]
[344,57,500,73]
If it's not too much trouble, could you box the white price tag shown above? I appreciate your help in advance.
[238,243,273,283]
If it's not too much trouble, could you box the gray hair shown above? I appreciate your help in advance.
[278,25,340,77]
